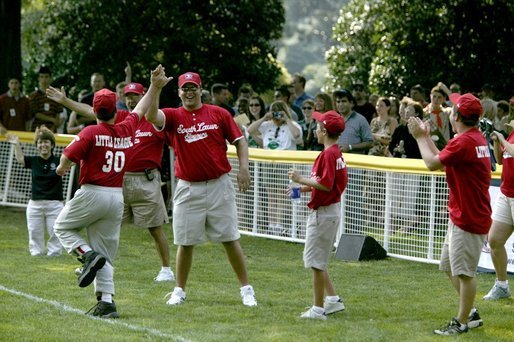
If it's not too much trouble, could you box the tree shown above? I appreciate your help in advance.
[22,0,284,103]
[0,0,22,91]
[327,0,514,99]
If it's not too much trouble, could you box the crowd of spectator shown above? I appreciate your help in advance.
[2,66,513,159]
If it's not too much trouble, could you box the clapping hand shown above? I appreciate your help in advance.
[407,117,430,139]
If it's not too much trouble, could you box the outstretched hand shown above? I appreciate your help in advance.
[46,86,67,104]
[150,65,173,89]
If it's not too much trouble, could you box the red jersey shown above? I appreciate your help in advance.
[116,110,166,171]
[161,104,243,182]
[63,113,139,187]
[439,128,491,234]
[500,131,514,197]
[308,144,348,209]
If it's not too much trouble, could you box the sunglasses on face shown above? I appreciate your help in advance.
[180,87,199,93]
[302,106,313,110]
[249,103,261,107]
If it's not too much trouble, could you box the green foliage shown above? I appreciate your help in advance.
[327,0,514,98]
[22,0,284,99]
[1,206,513,341]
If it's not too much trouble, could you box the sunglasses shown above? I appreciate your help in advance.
[180,87,199,92]
[249,103,261,107]
[302,106,313,110]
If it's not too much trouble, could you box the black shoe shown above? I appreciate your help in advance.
[433,317,468,335]
[468,308,483,329]
[85,300,119,319]
[77,251,106,288]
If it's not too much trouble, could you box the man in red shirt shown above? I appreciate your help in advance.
[145,72,257,307]
[408,93,491,335]
[53,65,172,318]
[288,110,348,320]
[47,82,174,283]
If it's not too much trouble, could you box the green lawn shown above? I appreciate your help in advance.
[0,206,512,341]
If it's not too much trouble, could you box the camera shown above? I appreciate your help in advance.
[272,111,282,119]
[478,118,495,135]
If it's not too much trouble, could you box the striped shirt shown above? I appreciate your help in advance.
[29,89,64,132]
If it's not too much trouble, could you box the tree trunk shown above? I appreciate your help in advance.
[0,0,22,89]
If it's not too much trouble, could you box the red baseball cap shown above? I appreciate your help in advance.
[449,93,482,118]
[178,72,202,88]
[93,88,116,114]
[313,110,345,135]
[124,82,145,95]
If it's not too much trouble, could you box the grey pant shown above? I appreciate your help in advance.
[54,185,123,295]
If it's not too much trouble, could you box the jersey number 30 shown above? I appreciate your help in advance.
[102,151,125,173]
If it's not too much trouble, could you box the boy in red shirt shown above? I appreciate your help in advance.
[53,65,172,318]
[408,93,491,335]
[288,110,348,320]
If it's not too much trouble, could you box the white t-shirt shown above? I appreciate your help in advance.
[259,120,303,150]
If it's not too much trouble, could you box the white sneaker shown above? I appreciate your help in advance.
[300,307,327,320]
[154,269,175,282]
[165,287,186,305]
[483,283,511,300]
[240,285,257,307]
[324,298,345,315]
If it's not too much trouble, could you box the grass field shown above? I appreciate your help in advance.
[0,206,513,341]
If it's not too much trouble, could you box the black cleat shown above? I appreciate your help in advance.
[85,300,119,319]
[77,251,106,288]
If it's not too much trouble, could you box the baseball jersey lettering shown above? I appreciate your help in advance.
[115,110,165,171]
[63,113,139,187]
[475,145,490,158]
[162,104,242,181]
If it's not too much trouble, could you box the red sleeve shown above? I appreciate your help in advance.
[317,150,336,189]
[63,128,93,163]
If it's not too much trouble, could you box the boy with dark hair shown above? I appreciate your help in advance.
[408,93,491,335]
[288,110,348,320]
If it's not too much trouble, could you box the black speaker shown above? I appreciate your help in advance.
[335,234,387,261]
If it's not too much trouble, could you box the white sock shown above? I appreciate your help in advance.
[161,266,171,272]
[240,284,253,291]
[325,295,340,303]
[312,306,324,314]
[496,279,509,287]
[101,293,112,303]
[76,245,92,256]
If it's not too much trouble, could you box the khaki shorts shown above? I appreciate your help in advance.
[173,173,240,245]
[122,169,169,228]
[439,220,486,277]
[303,203,340,271]
[491,192,514,225]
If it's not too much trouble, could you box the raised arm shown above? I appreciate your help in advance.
[6,134,25,166]
[133,64,173,122]
[46,86,96,120]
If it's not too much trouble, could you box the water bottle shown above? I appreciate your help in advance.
[290,180,301,203]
